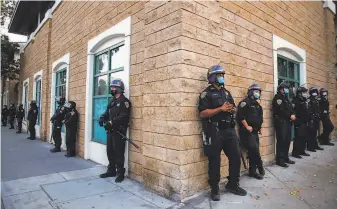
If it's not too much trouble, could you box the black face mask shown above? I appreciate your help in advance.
[110,90,117,96]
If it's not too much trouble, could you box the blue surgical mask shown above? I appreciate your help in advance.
[217,77,224,85]
[302,93,307,98]
[284,89,289,94]
[253,92,260,99]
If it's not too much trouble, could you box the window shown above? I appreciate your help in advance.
[24,83,28,120]
[92,43,125,144]
[35,79,42,125]
[277,55,300,101]
[55,68,67,133]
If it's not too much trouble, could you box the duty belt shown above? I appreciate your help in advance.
[212,120,232,130]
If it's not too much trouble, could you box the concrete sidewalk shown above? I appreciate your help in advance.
[1,127,337,209]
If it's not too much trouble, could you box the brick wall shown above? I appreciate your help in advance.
[19,20,51,139]
[18,0,337,201]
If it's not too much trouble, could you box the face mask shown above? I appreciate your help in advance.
[284,89,289,94]
[217,77,224,85]
[312,93,317,96]
[253,92,260,99]
[302,93,307,98]
[110,90,117,95]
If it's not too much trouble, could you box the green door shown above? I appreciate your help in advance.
[277,55,300,140]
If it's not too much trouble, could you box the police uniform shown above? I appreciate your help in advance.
[8,104,16,129]
[1,106,9,126]
[237,95,264,179]
[50,98,66,152]
[64,101,79,157]
[27,102,38,140]
[16,104,25,133]
[272,91,295,167]
[199,65,247,201]
[307,88,323,151]
[99,78,131,183]
[318,88,334,146]
[292,88,310,157]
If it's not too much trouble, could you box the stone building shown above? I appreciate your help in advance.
[9,0,337,200]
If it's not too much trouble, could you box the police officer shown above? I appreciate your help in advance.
[317,88,334,146]
[27,101,38,140]
[16,104,25,133]
[237,84,265,180]
[199,65,247,201]
[50,97,66,152]
[272,81,296,167]
[1,105,9,126]
[307,87,324,151]
[63,101,79,157]
[291,87,311,158]
[8,103,16,129]
[99,78,131,183]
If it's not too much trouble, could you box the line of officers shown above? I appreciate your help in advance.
[199,65,335,201]
[1,102,38,138]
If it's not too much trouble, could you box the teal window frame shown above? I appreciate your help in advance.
[55,68,67,133]
[92,42,125,144]
[277,55,300,140]
[24,84,28,120]
[35,79,42,125]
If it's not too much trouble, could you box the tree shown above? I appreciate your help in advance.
[1,35,20,79]
[1,0,16,26]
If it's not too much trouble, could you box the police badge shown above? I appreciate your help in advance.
[125,102,129,108]
[200,92,207,99]
[277,99,282,105]
[240,102,246,108]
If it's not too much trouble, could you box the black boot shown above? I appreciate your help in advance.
[225,182,247,196]
[307,148,316,152]
[65,152,76,157]
[50,147,61,153]
[99,167,117,178]
[30,137,36,140]
[291,153,302,159]
[210,185,220,201]
[27,136,31,139]
[300,152,310,156]
[276,160,289,168]
[115,168,125,183]
[257,165,265,176]
[285,159,295,164]
[248,166,263,180]
[316,146,324,150]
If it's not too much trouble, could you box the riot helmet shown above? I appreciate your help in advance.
[110,78,125,95]
[248,84,262,100]
[207,65,225,86]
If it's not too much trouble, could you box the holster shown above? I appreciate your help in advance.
[201,120,212,156]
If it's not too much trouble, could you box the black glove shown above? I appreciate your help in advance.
[99,116,104,127]
[104,121,113,131]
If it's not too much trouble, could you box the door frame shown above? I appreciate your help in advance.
[50,53,70,150]
[84,17,131,175]
[33,70,43,138]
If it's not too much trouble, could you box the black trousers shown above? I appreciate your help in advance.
[17,120,22,132]
[28,121,36,138]
[320,116,334,143]
[239,129,263,172]
[207,127,241,188]
[9,116,14,128]
[292,123,307,155]
[66,126,77,155]
[106,130,126,171]
[52,124,62,149]
[1,116,7,125]
[275,120,292,164]
[307,120,319,150]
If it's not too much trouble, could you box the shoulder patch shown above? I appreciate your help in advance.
[240,102,246,108]
[125,102,130,108]
[61,107,64,111]
[200,92,207,99]
[71,111,75,115]
[276,99,282,105]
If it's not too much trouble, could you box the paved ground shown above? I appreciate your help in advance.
[1,126,337,209]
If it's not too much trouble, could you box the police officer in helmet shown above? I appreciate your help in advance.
[50,97,66,152]
[272,81,296,167]
[63,101,79,157]
[99,78,131,183]
[292,86,311,158]
[237,84,265,180]
[198,65,247,201]
[307,87,324,151]
[317,88,334,146]
[16,104,25,133]
[8,103,16,129]
[1,105,9,126]
[27,101,38,140]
